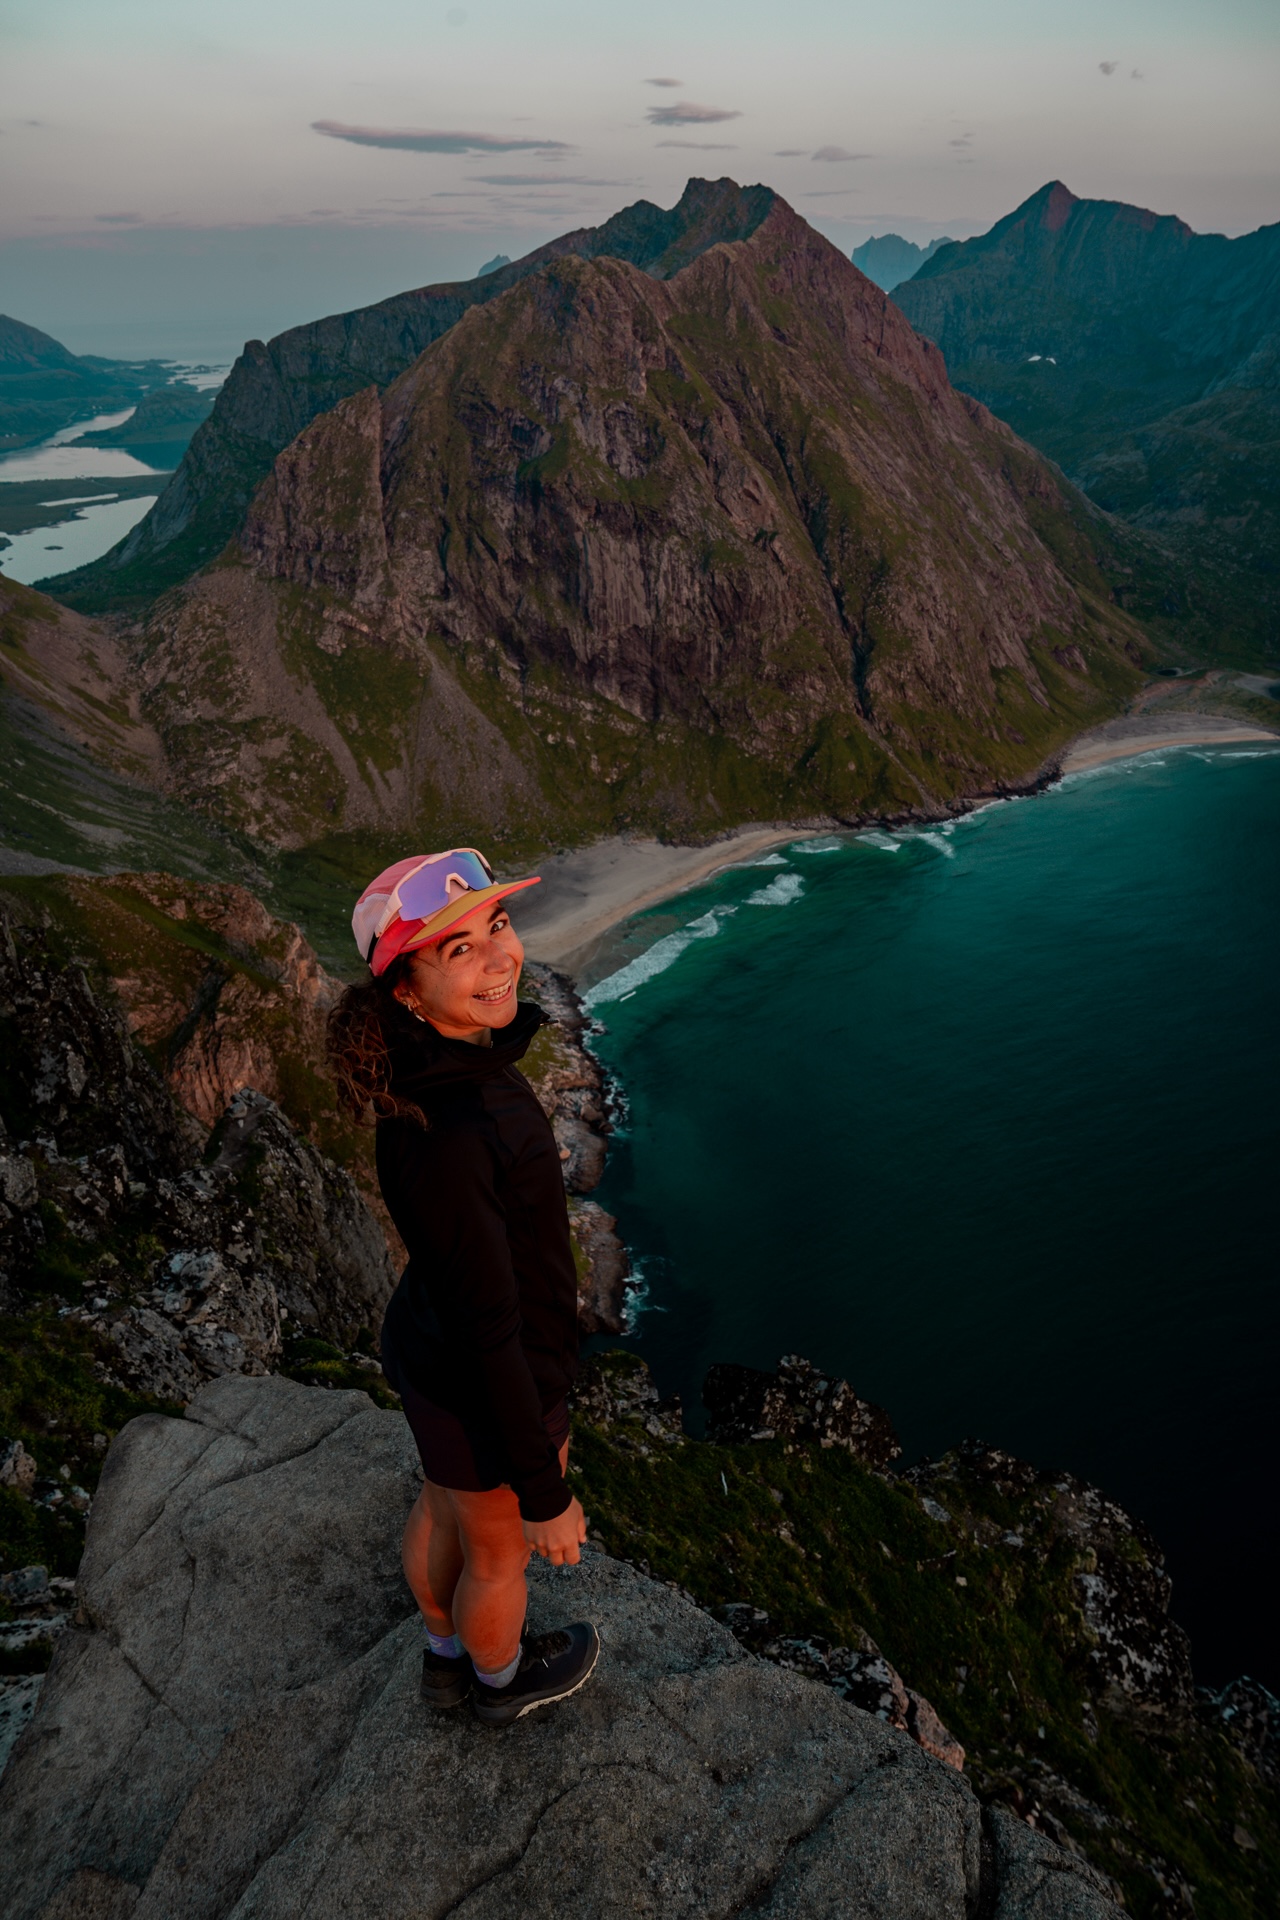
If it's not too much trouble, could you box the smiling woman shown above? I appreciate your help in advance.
[324,847,601,1726]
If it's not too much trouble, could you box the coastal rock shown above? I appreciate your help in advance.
[521,961,628,1329]
[0,1375,1121,1919]
[915,1441,1195,1729]
[704,1355,902,1469]
[1202,1677,1280,1785]
[568,1201,630,1335]
[522,961,613,1199]
[716,1606,966,1773]
[570,1351,685,1444]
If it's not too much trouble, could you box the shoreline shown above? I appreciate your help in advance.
[1057,717,1278,774]
[517,823,816,972]
[520,715,1280,975]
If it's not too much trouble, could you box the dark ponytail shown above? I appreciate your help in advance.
[326,956,430,1129]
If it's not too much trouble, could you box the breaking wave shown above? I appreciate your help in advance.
[745,871,805,907]
[583,907,737,1008]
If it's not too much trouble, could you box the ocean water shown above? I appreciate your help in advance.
[0,370,226,584]
[584,745,1280,1690]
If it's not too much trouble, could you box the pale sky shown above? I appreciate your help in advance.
[2,0,1276,356]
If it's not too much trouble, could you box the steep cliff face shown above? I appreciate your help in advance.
[138,190,1147,852]
[45,180,780,610]
[894,182,1280,656]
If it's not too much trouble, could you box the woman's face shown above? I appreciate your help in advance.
[394,901,525,1042]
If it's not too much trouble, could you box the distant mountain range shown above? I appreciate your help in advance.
[849,234,954,293]
[894,182,1280,657]
[0,314,210,456]
[30,179,1145,858]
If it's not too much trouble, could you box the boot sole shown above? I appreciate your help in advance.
[472,1631,600,1726]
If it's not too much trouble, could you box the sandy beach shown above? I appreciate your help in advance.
[1059,712,1279,775]
[516,824,811,970]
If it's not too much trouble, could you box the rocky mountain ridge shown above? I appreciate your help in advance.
[893,181,1280,658]
[47,180,780,610]
[124,184,1149,856]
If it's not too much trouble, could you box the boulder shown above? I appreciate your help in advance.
[0,1376,1120,1919]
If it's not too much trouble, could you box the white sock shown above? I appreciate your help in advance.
[474,1648,522,1689]
[425,1626,462,1659]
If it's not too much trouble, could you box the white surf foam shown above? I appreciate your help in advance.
[792,837,845,854]
[746,871,805,907]
[583,907,736,1008]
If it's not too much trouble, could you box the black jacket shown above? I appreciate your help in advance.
[376,998,579,1521]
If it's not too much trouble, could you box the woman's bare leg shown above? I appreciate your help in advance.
[402,1479,466,1636]
[448,1438,571,1672]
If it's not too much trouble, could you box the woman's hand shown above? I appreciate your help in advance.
[522,1496,588,1566]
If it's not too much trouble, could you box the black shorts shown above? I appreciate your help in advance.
[397,1373,570,1493]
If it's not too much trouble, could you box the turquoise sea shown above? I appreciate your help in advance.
[582,744,1280,1691]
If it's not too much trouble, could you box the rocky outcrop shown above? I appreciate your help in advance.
[522,962,630,1333]
[131,182,1148,853]
[571,1353,967,1773]
[570,1351,1280,1908]
[718,1606,966,1772]
[704,1355,902,1470]
[0,1374,1122,1918]
[906,1441,1195,1732]
[0,907,396,1366]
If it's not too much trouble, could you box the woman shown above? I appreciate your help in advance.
[327,848,599,1727]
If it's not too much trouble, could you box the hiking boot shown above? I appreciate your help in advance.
[471,1622,600,1726]
[421,1646,472,1711]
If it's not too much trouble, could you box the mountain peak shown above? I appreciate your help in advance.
[0,312,80,372]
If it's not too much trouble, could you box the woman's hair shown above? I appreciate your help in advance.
[326,955,430,1129]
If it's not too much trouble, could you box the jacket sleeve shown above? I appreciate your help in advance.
[392,1120,571,1523]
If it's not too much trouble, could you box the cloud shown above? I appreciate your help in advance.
[312,120,572,154]
[654,140,738,150]
[646,101,741,125]
[811,147,873,162]
[94,212,142,224]
[645,77,682,87]
[949,134,973,148]
[469,173,626,186]
[1099,61,1118,75]
[774,148,806,157]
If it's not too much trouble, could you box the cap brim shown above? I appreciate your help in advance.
[402,876,541,951]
